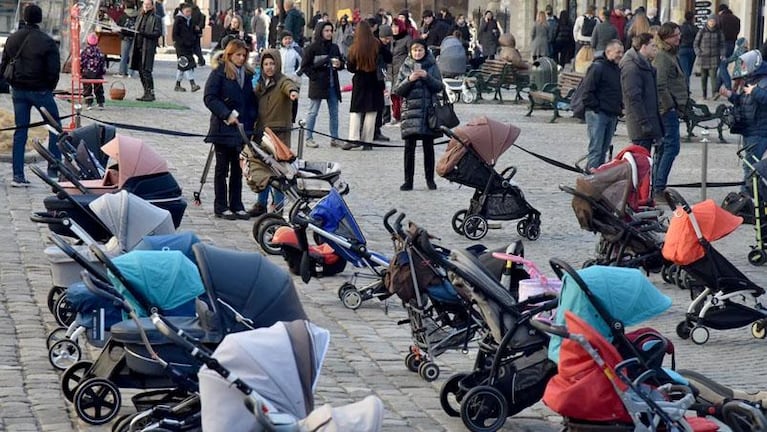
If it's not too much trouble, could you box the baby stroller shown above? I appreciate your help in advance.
[437,36,476,104]
[662,189,767,345]
[737,152,767,266]
[151,315,384,432]
[437,117,541,241]
[561,145,667,272]
[238,126,348,254]
[280,189,391,310]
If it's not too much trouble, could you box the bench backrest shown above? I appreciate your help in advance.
[559,72,584,94]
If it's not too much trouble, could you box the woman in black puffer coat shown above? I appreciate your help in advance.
[392,39,444,191]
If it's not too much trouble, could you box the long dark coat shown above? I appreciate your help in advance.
[173,14,197,69]
[620,48,663,143]
[130,10,162,72]
[694,25,725,69]
[392,52,444,139]
[300,23,345,101]
[478,18,500,57]
[203,61,258,147]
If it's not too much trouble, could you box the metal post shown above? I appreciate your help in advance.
[297,119,306,159]
[700,129,709,201]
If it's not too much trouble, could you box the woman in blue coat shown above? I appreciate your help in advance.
[203,39,257,220]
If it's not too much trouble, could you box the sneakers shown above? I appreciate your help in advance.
[341,142,361,150]
[233,210,250,220]
[304,139,319,148]
[374,133,390,142]
[97,103,104,109]
[215,210,237,220]
[174,84,187,92]
[330,139,344,148]
[399,182,413,191]
[11,177,30,187]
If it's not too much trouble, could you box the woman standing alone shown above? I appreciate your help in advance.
[343,21,382,150]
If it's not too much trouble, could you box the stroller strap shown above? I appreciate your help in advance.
[285,320,316,415]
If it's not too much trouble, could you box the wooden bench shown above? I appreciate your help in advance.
[465,59,530,104]
[526,71,584,123]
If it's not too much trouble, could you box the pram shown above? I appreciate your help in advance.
[437,117,541,241]
[736,152,767,266]
[561,145,667,272]
[279,190,391,310]
[238,126,348,254]
[662,189,767,345]
[150,315,385,432]
[437,36,476,104]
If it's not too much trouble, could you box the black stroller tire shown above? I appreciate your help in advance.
[676,321,691,340]
[62,361,93,402]
[49,339,82,371]
[74,377,121,425]
[452,210,468,235]
[53,293,76,327]
[251,213,279,243]
[525,223,540,241]
[748,249,767,266]
[516,220,528,237]
[257,217,289,255]
[460,385,508,432]
[405,352,422,373]
[47,285,66,314]
[440,373,468,417]
[46,327,68,350]
[463,215,488,240]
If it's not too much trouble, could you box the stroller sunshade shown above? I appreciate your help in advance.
[89,190,176,252]
[443,116,521,167]
[101,135,169,188]
[134,231,201,265]
[310,189,365,244]
[548,266,671,362]
[662,199,743,265]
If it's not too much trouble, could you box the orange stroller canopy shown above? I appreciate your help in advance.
[101,135,169,188]
[662,199,743,265]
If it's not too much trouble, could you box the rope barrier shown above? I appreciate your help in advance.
[0,114,76,132]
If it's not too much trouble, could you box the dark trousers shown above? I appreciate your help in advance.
[139,70,154,94]
[83,82,105,105]
[194,37,204,63]
[213,144,245,214]
[404,137,435,184]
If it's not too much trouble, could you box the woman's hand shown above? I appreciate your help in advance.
[409,69,427,81]
[719,87,733,98]
[289,90,299,100]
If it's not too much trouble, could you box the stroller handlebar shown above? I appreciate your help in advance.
[394,213,407,238]
[662,189,691,213]
[530,316,570,338]
[383,209,397,235]
[39,107,63,134]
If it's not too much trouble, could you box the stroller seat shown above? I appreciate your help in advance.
[111,316,220,345]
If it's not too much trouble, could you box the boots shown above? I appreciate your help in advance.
[190,80,201,92]
[174,81,186,92]
[138,77,155,102]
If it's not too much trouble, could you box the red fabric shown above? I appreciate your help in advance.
[391,94,402,121]
[594,144,652,211]
[687,417,721,432]
[543,311,632,423]
[662,199,743,265]
[272,227,341,265]
[609,12,627,41]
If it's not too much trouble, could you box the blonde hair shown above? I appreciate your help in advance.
[536,11,546,24]
[219,39,253,80]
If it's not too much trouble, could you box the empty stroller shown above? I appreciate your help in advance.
[437,117,541,241]
[663,189,767,345]
[437,35,476,104]
[737,153,767,266]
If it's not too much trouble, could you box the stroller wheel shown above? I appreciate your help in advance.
[73,377,122,425]
[61,360,93,402]
[675,321,691,340]
[524,223,540,241]
[257,217,289,255]
[690,326,710,345]
[516,220,528,237]
[452,210,468,235]
[47,285,66,314]
[405,352,422,373]
[53,294,76,327]
[461,89,477,104]
[751,321,767,339]
[418,361,440,382]
[46,327,68,350]
[338,282,356,300]
[440,373,468,417]
[49,339,81,371]
[460,385,508,432]
[463,215,488,240]
[661,264,674,284]
[748,249,767,266]
[341,289,363,310]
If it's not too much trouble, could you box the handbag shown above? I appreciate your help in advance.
[428,90,460,131]
[3,31,34,83]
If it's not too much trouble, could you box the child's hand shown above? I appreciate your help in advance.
[289,90,298,100]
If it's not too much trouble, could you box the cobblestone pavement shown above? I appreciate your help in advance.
[1,55,766,431]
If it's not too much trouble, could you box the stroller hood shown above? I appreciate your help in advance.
[436,36,466,77]
[455,117,521,166]
[88,190,176,252]
[662,199,743,265]
[543,311,632,423]
[310,189,365,243]
[101,135,169,188]
[108,249,205,316]
[548,266,671,362]
[193,243,307,333]
[573,162,632,230]
[134,231,201,265]
[199,320,330,430]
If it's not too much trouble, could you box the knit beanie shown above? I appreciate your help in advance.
[86,32,99,46]
[23,4,42,24]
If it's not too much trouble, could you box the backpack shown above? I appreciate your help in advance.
[569,62,598,119]
[721,191,755,225]
[581,16,597,37]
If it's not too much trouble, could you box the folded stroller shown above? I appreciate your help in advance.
[280,189,391,310]
[561,145,667,272]
[239,126,348,254]
[662,189,767,345]
[437,117,541,241]
[150,316,384,432]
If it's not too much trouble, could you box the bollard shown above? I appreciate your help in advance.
[700,129,709,201]
[297,119,306,159]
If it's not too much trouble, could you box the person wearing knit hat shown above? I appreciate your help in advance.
[80,32,107,109]
[1,3,62,186]
[173,3,200,92]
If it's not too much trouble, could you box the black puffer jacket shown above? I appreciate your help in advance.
[300,23,344,101]
[0,25,59,91]
[392,52,444,139]
[581,55,622,116]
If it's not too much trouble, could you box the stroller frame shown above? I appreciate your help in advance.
[737,150,767,266]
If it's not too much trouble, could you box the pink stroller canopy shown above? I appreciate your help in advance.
[455,117,521,165]
[101,135,169,188]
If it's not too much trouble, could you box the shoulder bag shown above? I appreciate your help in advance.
[428,89,460,131]
[3,31,34,83]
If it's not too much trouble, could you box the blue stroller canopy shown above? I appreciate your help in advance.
[67,282,123,329]
[134,231,201,265]
[310,189,365,244]
[548,265,671,362]
[108,250,205,317]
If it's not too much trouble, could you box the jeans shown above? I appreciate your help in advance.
[256,34,266,50]
[653,110,681,192]
[175,69,195,81]
[742,135,767,194]
[119,38,133,76]
[213,144,244,214]
[678,47,695,84]
[717,59,732,91]
[305,88,339,141]
[257,187,285,210]
[12,89,61,179]
[585,110,618,170]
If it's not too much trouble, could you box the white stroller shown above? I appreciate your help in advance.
[437,36,477,104]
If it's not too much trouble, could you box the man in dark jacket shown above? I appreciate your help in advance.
[0,4,61,186]
[284,0,305,45]
[652,23,689,199]
[582,40,624,170]
[590,8,619,53]
[132,0,163,101]
[620,33,663,149]
[300,22,344,147]
[717,4,741,57]
[420,10,451,52]
[190,1,207,66]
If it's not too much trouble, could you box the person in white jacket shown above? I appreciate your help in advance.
[573,5,599,47]
[279,30,302,82]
